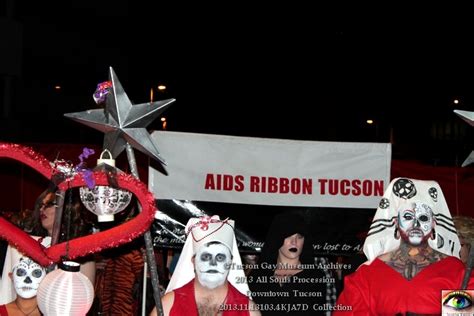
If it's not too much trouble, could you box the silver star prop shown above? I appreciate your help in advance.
[454,109,474,167]
[64,67,175,165]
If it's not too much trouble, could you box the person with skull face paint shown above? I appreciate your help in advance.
[0,238,50,306]
[0,255,45,316]
[334,178,474,315]
[0,188,96,307]
[150,215,260,316]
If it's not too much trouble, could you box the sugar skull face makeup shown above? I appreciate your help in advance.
[194,242,232,289]
[398,202,434,246]
[13,258,46,299]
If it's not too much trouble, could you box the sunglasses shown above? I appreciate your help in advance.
[40,201,58,209]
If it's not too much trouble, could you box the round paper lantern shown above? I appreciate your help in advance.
[37,261,94,316]
[79,149,132,222]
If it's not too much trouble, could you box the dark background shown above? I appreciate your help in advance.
[2,3,474,269]
[2,4,474,306]
[1,2,474,165]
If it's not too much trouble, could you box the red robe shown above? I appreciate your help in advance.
[334,256,474,315]
[0,305,7,316]
[170,279,250,316]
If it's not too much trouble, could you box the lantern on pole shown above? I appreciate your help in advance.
[79,149,132,222]
[37,261,94,316]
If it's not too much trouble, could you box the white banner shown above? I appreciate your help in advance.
[149,131,391,209]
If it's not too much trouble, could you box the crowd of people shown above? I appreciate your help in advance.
[1,177,474,315]
[0,187,151,315]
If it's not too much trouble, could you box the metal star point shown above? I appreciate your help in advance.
[65,67,175,165]
[454,109,474,167]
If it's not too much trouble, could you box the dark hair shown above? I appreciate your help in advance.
[23,188,94,242]
[22,189,50,236]
[258,211,313,265]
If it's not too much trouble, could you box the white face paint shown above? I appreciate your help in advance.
[279,233,305,261]
[195,242,232,289]
[398,202,434,246]
[13,258,46,299]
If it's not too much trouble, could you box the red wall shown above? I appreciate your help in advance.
[391,160,474,217]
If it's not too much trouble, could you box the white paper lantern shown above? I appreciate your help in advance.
[37,261,94,316]
[79,149,132,222]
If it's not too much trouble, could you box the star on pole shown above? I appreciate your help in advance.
[454,109,474,167]
[64,67,175,165]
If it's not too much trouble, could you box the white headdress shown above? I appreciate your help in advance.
[0,236,50,304]
[363,177,460,261]
[166,215,249,296]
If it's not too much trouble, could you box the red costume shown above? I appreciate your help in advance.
[0,305,7,316]
[170,279,250,316]
[334,256,473,315]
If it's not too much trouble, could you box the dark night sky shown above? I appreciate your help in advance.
[2,2,474,163]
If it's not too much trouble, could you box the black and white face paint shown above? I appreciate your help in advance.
[195,243,232,289]
[279,233,304,261]
[13,258,46,299]
[398,202,434,246]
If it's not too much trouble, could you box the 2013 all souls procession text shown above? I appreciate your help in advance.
[204,173,384,196]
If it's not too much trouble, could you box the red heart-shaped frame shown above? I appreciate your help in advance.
[0,143,157,266]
